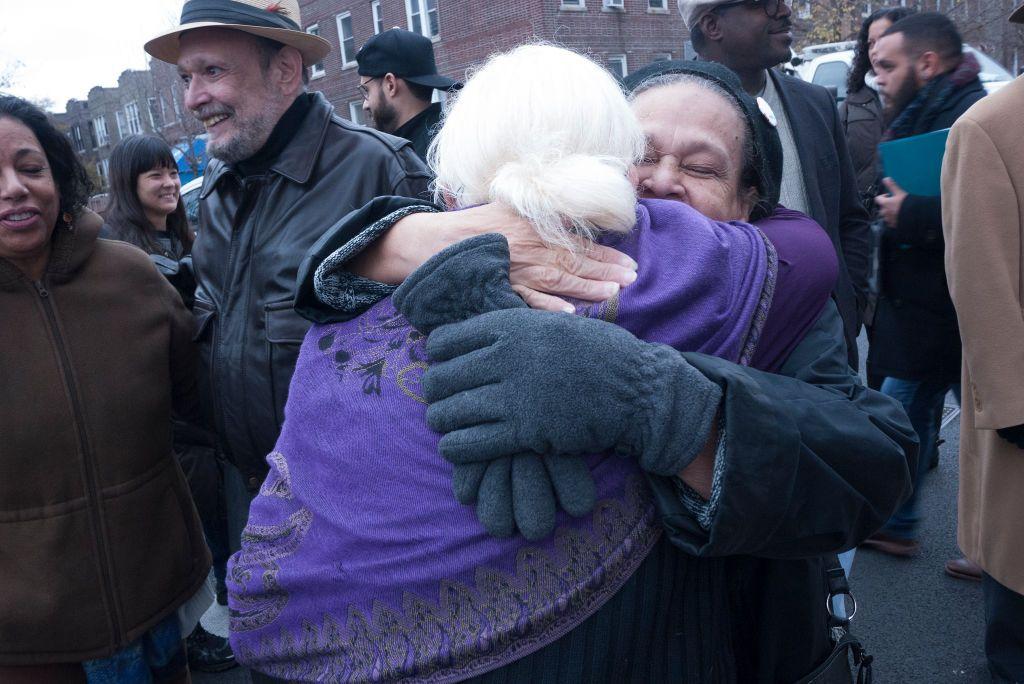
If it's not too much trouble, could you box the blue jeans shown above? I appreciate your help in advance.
[880,377,960,540]
[81,612,184,683]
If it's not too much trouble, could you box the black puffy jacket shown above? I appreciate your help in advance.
[193,92,431,486]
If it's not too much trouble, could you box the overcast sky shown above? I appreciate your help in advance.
[0,0,185,113]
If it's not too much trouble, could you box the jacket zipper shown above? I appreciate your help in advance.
[209,182,248,459]
[237,179,269,466]
[212,177,265,479]
[33,280,125,647]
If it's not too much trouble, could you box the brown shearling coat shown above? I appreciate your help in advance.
[942,75,1024,595]
[0,211,211,665]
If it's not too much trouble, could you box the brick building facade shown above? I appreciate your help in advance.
[55,0,687,193]
[297,0,689,122]
[54,0,1021,196]
[54,63,202,193]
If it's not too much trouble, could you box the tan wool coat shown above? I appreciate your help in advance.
[942,75,1024,595]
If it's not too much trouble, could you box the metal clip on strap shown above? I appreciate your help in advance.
[824,554,857,627]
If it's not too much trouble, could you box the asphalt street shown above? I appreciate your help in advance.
[197,338,992,683]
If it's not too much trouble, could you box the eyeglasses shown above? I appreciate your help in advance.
[358,77,380,100]
[712,0,788,19]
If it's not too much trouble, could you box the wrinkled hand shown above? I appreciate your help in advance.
[422,308,722,477]
[997,424,1024,449]
[875,177,908,228]
[439,204,638,312]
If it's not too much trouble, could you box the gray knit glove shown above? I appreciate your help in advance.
[393,234,596,540]
[422,309,723,477]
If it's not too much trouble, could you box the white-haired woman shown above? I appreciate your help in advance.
[231,46,914,683]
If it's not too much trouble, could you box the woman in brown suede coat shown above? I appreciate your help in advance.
[0,96,210,682]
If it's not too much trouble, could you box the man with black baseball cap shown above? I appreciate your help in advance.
[356,28,460,160]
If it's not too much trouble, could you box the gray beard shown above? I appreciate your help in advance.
[207,110,276,164]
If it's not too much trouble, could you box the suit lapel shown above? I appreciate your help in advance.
[769,70,830,228]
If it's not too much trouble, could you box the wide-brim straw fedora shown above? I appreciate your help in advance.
[145,0,331,67]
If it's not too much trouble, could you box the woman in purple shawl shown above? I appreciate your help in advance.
[229,47,838,682]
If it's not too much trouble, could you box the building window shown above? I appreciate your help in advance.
[607,54,627,79]
[652,52,672,62]
[372,0,384,34]
[337,13,357,67]
[406,0,439,38]
[647,0,666,9]
[71,125,85,153]
[602,0,624,10]
[94,116,109,146]
[172,90,182,118]
[125,101,143,135]
[306,24,327,78]
[560,0,585,9]
[96,159,109,187]
[348,100,365,125]
[115,110,126,139]
[148,97,164,129]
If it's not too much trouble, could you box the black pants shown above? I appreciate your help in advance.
[176,443,230,585]
[984,573,1024,682]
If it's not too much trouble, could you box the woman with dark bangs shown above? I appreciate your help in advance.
[101,136,196,307]
[102,136,192,257]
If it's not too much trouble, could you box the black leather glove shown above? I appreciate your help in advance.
[422,308,723,478]
[997,424,1024,449]
[393,234,596,540]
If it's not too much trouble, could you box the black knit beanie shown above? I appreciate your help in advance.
[623,60,783,221]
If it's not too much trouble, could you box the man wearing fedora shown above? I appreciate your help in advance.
[144,0,431,569]
[942,4,1024,680]
[356,28,459,161]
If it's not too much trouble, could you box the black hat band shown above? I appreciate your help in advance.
[181,0,301,31]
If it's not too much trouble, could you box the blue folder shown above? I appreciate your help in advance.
[878,128,951,197]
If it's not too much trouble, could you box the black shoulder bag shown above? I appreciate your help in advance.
[795,555,874,684]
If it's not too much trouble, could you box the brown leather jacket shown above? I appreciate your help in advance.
[0,211,210,665]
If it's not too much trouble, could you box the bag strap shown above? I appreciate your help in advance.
[827,554,873,683]
[824,554,856,629]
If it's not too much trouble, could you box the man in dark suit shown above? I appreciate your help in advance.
[680,0,871,367]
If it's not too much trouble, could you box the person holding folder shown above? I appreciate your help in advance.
[861,12,985,557]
